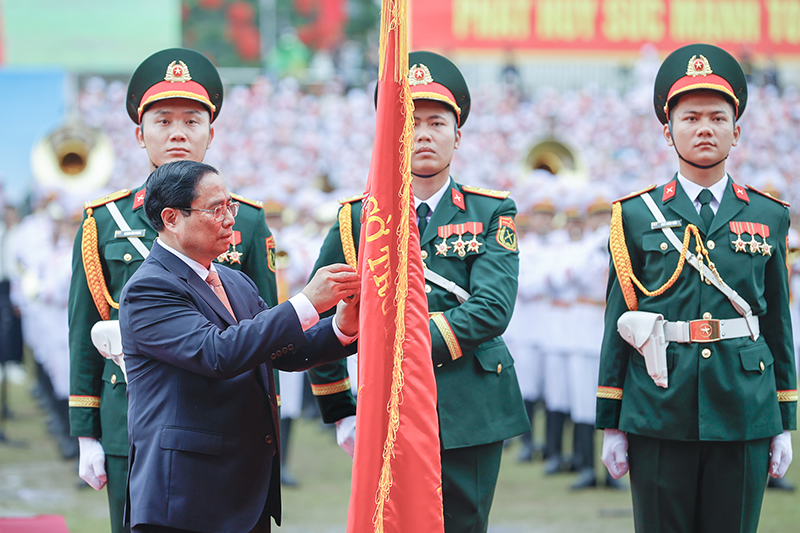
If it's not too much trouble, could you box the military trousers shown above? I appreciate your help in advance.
[107,454,131,533]
[627,433,770,533]
[441,440,504,533]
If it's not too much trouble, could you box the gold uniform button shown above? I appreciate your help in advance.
[707,240,715,250]
[660,242,668,251]
[123,253,133,262]
[421,250,428,259]
[760,361,765,371]
[265,435,273,445]
[496,363,503,373]
[703,312,712,319]
[425,284,432,293]
[701,348,711,359]
[110,374,117,384]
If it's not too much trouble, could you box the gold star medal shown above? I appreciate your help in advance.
[228,231,243,264]
[729,221,747,253]
[465,222,484,253]
[435,225,453,256]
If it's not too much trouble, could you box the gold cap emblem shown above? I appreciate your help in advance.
[686,55,713,77]
[165,60,192,83]
[408,63,433,86]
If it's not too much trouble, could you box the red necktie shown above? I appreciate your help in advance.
[206,270,237,322]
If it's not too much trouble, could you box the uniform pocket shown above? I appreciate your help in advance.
[739,343,774,374]
[474,338,514,375]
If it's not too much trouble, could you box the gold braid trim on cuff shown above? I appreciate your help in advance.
[610,201,722,311]
[596,386,623,400]
[778,390,798,402]
[338,205,358,269]
[69,395,100,408]
[430,312,463,361]
[276,394,281,407]
[311,378,352,396]
[81,208,118,321]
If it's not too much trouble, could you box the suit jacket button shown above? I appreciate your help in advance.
[123,253,133,262]
[701,348,711,359]
[760,361,765,371]
[425,284,432,293]
[265,435,273,444]
[281,347,288,355]
[111,374,117,384]
[421,250,428,259]
[496,363,503,373]
[288,344,294,351]
[660,242,668,251]
[271,353,277,360]
[707,240,715,250]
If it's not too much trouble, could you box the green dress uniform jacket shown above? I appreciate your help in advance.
[308,178,529,449]
[596,176,797,439]
[68,184,279,455]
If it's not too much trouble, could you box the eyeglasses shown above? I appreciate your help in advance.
[182,201,239,222]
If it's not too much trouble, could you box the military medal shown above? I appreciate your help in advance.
[436,225,453,256]
[452,235,467,257]
[730,221,770,255]
[217,250,230,263]
[228,231,243,264]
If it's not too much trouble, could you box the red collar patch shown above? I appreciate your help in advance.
[452,188,465,210]
[133,188,146,210]
[662,180,677,202]
[733,183,750,202]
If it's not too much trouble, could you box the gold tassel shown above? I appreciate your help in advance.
[81,208,118,321]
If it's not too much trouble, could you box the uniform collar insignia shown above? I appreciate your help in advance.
[662,180,677,202]
[133,188,146,210]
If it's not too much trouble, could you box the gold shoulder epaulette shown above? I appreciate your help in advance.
[230,192,263,209]
[84,189,131,210]
[613,185,656,204]
[339,193,367,205]
[746,185,791,207]
[462,186,511,199]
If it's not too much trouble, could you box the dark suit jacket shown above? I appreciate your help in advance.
[119,242,354,532]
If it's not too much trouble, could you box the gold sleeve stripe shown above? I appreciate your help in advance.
[430,312,462,361]
[338,205,358,269]
[276,394,281,407]
[311,378,352,396]
[81,208,118,321]
[778,390,798,402]
[596,386,623,400]
[69,395,100,408]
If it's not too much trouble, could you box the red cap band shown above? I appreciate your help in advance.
[137,80,216,123]
[664,74,739,119]
[410,82,462,125]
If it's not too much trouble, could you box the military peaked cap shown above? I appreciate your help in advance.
[127,48,223,124]
[654,43,747,125]
[407,51,471,127]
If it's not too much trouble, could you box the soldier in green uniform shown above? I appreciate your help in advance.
[597,43,796,532]
[68,49,278,533]
[307,51,529,533]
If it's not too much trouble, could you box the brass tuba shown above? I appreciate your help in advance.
[525,138,587,181]
[31,122,114,193]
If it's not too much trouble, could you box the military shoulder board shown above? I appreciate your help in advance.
[746,185,790,207]
[230,192,263,209]
[338,192,367,205]
[462,186,510,199]
[613,185,656,204]
[84,189,131,210]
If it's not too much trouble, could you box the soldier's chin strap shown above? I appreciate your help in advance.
[412,163,450,179]
[668,121,729,170]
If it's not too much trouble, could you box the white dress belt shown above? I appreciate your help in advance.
[663,316,759,344]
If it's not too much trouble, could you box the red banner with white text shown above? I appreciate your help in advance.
[411,0,800,56]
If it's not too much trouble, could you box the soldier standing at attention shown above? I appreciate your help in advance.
[68,49,279,533]
[306,51,529,533]
[598,43,796,532]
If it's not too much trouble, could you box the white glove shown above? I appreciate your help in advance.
[769,430,793,479]
[335,415,357,459]
[78,437,107,490]
[601,428,630,479]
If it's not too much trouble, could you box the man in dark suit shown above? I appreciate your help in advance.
[119,160,360,533]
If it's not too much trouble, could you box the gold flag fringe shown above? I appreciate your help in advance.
[372,0,414,530]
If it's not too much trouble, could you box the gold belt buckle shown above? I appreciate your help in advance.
[689,319,721,342]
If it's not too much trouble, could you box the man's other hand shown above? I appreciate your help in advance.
[78,437,108,490]
[335,289,360,337]
[303,264,360,314]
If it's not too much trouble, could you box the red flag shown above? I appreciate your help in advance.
[346,0,443,531]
